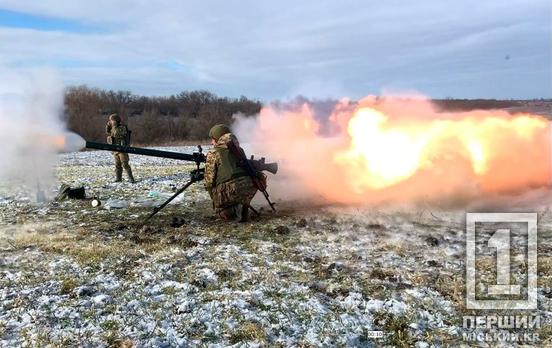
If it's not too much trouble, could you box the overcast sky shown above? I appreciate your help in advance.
[0,0,549,100]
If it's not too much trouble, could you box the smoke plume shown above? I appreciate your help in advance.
[234,95,552,207]
[0,67,65,200]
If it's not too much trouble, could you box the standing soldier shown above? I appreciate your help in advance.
[105,113,135,183]
[204,124,262,222]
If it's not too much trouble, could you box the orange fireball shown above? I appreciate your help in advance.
[335,107,550,195]
[240,95,552,204]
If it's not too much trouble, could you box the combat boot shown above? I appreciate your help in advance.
[218,206,237,220]
[237,204,249,223]
[126,168,135,183]
[115,168,123,182]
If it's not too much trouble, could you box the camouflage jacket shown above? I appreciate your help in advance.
[106,123,130,146]
[204,133,248,192]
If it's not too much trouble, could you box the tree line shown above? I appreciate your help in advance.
[65,85,549,145]
[64,86,262,144]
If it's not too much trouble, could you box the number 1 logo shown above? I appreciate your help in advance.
[466,213,537,310]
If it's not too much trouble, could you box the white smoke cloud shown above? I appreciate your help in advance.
[0,66,65,200]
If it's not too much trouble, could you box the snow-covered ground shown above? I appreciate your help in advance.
[0,148,551,347]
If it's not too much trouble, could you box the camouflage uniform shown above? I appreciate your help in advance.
[204,132,258,221]
[106,114,135,183]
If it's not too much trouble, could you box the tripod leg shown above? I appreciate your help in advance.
[239,204,249,222]
[248,205,260,216]
[143,179,195,224]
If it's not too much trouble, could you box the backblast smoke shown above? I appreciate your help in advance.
[234,95,551,207]
[0,67,67,201]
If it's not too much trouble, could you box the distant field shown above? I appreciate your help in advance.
[433,99,552,117]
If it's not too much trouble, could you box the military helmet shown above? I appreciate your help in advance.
[209,124,231,140]
[108,113,121,124]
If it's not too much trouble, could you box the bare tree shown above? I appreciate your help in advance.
[64,85,262,144]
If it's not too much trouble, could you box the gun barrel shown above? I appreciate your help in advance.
[85,141,277,174]
[85,141,204,163]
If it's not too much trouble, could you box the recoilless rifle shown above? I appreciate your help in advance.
[85,141,278,221]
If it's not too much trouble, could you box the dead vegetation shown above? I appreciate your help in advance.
[1,151,551,346]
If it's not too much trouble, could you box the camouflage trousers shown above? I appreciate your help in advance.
[112,152,134,182]
[211,176,257,219]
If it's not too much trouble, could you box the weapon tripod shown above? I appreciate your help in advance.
[143,147,259,224]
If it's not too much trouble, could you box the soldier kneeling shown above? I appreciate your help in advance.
[204,124,261,222]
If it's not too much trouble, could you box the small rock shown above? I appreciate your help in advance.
[192,268,218,288]
[327,262,347,273]
[367,223,386,230]
[170,216,185,228]
[74,286,95,298]
[303,255,321,263]
[273,225,291,235]
[396,282,413,290]
[425,236,440,246]
[350,253,363,261]
[79,299,93,308]
[176,300,194,313]
[296,218,308,228]
[92,294,113,306]
[309,281,328,292]
[426,260,439,267]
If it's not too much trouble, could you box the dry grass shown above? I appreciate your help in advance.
[378,243,408,257]
[432,273,465,311]
[3,154,551,346]
[373,311,414,347]
[536,323,552,345]
[229,321,267,344]
[12,231,127,265]
[60,277,79,295]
